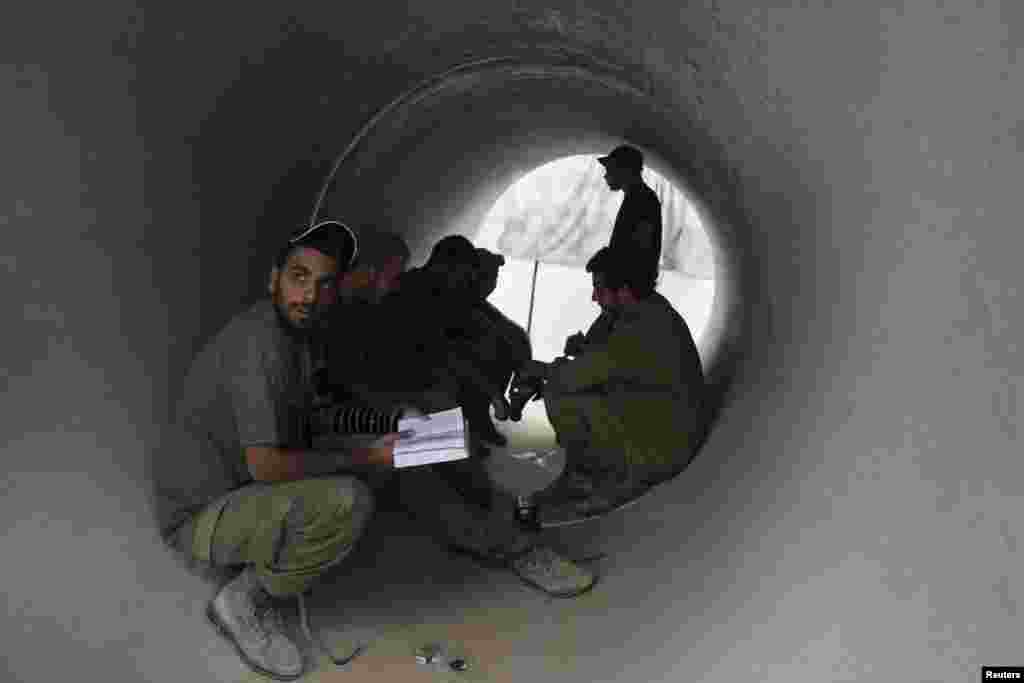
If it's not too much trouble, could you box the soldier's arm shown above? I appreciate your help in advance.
[226,329,403,483]
[244,437,397,483]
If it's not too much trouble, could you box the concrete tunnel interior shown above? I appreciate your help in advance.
[5,2,1024,682]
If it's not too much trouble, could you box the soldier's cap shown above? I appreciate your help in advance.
[598,145,644,172]
[287,219,358,270]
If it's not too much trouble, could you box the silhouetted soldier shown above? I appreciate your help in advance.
[389,235,513,445]
[560,144,665,354]
[455,247,533,445]
[315,227,413,403]
[600,143,662,277]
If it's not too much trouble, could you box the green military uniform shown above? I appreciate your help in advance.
[545,291,705,483]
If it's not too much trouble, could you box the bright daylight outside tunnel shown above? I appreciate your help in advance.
[472,154,717,449]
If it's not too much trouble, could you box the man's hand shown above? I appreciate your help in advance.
[352,433,400,467]
[564,331,586,356]
[491,393,511,421]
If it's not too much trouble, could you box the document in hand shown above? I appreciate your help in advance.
[393,406,470,468]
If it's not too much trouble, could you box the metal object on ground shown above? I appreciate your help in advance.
[415,643,444,666]
[414,642,472,673]
[515,495,539,527]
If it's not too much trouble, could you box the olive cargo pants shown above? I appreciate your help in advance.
[178,475,375,598]
[543,387,687,490]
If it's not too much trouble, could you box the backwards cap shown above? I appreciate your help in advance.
[287,219,358,270]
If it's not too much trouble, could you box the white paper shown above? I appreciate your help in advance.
[396,406,465,439]
[393,406,469,468]
[393,436,466,454]
[394,448,468,468]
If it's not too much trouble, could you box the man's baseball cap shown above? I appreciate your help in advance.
[428,234,478,267]
[598,145,644,172]
[287,219,359,270]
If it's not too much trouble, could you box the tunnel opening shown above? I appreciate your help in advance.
[315,48,748,463]
[471,153,717,447]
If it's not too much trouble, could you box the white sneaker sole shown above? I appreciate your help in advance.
[205,602,304,682]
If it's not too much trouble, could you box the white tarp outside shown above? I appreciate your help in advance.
[480,155,714,279]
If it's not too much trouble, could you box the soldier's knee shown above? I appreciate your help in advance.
[302,476,375,535]
[340,477,375,532]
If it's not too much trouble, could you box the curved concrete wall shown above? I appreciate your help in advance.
[4,2,1022,681]
[316,51,746,401]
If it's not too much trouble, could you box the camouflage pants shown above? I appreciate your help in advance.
[176,475,375,598]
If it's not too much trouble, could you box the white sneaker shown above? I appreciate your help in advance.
[206,568,304,681]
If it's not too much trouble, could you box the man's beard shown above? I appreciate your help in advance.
[273,300,319,339]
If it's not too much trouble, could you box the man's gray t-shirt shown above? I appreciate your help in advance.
[152,299,314,545]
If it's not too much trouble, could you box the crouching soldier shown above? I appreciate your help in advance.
[446,246,533,445]
[387,235,514,446]
[521,246,707,520]
[153,221,412,680]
